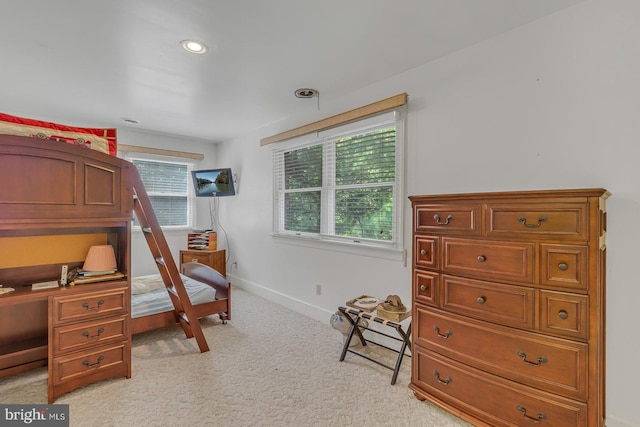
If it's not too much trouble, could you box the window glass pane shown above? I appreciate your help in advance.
[133,160,188,194]
[148,196,188,226]
[335,186,393,240]
[131,158,191,228]
[284,145,322,190]
[336,127,395,186]
[284,191,321,233]
[272,106,404,250]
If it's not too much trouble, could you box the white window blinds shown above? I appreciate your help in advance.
[273,108,404,249]
[131,158,192,228]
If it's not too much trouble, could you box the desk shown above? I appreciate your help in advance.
[338,306,411,385]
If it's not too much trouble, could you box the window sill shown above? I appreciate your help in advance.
[271,233,406,262]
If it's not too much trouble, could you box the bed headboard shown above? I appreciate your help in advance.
[0,133,132,224]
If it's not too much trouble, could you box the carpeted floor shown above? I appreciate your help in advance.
[0,287,472,427]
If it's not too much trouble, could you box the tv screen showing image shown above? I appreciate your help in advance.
[191,168,236,197]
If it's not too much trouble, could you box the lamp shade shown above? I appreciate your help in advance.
[83,245,117,271]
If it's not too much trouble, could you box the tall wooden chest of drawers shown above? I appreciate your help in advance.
[409,189,609,427]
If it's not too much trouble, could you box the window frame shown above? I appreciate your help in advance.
[122,153,196,231]
[271,107,406,259]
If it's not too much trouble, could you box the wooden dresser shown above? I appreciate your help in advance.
[179,249,226,277]
[409,189,609,427]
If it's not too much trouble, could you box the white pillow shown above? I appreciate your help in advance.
[131,274,167,295]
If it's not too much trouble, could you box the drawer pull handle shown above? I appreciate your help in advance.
[420,285,428,292]
[476,296,486,304]
[420,249,428,256]
[82,355,105,369]
[517,405,547,424]
[517,350,547,367]
[433,214,453,225]
[82,327,105,340]
[558,310,569,319]
[517,215,548,228]
[558,262,569,271]
[433,370,452,385]
[477,255,486,262]
[433,325,452,339]
[82,300,105,311]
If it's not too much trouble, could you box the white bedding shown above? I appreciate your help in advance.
[131,273,217,318]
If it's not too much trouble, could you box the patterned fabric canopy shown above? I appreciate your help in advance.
[0,112,116,156]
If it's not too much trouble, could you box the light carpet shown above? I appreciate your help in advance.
[0,286,472,427]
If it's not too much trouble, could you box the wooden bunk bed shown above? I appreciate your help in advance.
[130,261,231,335]
[0,131,228,401]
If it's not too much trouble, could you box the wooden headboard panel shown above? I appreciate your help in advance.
[0,134,133,224]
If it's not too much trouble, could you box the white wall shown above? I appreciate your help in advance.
[214,1,640,426]
[116,128,219,277]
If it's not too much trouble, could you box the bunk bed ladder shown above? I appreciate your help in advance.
[128,169,210,353]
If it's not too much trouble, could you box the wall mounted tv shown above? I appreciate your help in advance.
[191,168,236,197]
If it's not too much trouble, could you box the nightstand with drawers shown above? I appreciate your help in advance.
[179,249,226,277]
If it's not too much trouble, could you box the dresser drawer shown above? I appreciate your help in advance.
[415,307,588,400]
[486,202,588,241]
[540,290,589,340]
[413,347,588,427]
[442,238,535,284]
[52,288,127,325]
[51,341,130,384]
[541,244,589,290]
[53,316,128,354]
[414,236,438,269]
[441,275,534,328]
[414,270,439,307]
[414,203,480,235]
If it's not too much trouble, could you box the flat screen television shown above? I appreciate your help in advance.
[191,168,236,197]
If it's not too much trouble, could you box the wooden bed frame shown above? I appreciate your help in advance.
[130,261,231,335]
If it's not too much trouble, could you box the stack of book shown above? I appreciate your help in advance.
[71,269,125,285]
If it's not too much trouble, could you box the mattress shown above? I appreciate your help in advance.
[131,273,216,318]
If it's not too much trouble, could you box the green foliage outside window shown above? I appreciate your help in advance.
[282,127,396,241]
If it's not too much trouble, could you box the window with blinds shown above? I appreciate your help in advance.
[273,108,405,249]
[130,158,193,228]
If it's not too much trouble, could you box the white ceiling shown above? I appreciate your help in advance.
[0,0,583,143]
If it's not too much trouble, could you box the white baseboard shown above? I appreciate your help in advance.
[229,273,333,324]
[229,273,411,353]
[606,416,640,427]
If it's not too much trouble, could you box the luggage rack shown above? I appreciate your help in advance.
[337,306,412,385]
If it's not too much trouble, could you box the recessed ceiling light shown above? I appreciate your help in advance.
[123,118,140,124]
[181,39,208,54]
[294,88,319,98]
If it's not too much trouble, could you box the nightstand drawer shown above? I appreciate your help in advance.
[53,316,128,354]
[52,288,127,324]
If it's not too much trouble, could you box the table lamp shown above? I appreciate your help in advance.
[83,245,117,271]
